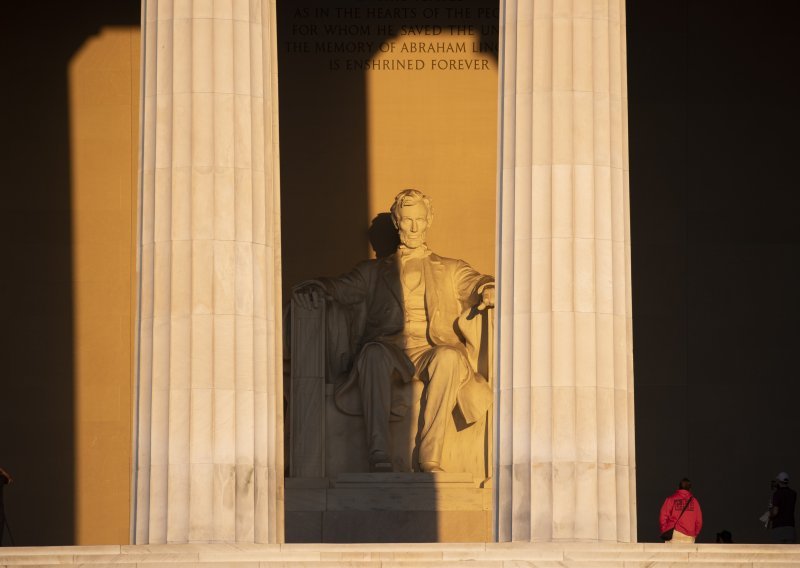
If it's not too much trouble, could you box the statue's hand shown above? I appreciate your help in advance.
[292,282,327,310]
[477,285,495,311]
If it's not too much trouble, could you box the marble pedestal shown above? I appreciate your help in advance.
[285,473,492,543]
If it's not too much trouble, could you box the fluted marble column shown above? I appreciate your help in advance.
[133,0,283,543]
[496,0,636,542]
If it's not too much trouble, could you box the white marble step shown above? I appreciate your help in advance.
[0,542,799,567]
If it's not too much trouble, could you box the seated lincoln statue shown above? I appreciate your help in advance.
[292,189,494,473]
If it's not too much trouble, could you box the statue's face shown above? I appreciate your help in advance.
[396,202,429,249]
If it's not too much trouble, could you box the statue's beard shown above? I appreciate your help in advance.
[399,232,425,248]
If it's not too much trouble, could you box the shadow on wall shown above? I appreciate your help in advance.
[0,0,139,546]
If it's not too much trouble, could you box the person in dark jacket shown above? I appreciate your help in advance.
[659,478,703,543]
[0,467,12,546]
[770,472,797,543]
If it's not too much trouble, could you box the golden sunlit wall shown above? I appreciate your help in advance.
[367,31,498,276]
[0,1,139,546]
[68,26,139,544]
[279,0,498,295]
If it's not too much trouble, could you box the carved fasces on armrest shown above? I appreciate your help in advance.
[289,298,326,477]
[288,293,365,477]
[457,305,494,385]
[324,299,365,382]
[290,292,365,384]
[455,305,494,427]
[290,299,326,378]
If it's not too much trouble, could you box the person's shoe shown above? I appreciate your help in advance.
[369,450,393,473]
[421,461,445,473]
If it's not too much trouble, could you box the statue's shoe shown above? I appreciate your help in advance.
[421,461,445,473]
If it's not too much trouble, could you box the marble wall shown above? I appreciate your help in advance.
[278,0,499,291]
[627,0,800,543]
[0,0,140,545]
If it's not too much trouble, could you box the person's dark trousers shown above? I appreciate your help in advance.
[0,485,5,546]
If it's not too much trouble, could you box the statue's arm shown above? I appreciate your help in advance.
[293,261,371,309]
[453,260,495,307]
[321,262,371,305]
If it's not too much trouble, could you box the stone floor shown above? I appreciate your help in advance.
[1,542,799,567]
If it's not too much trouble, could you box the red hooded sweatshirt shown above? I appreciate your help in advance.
[659,489,703,537]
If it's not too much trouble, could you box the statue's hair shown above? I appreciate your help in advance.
[390,189,433,228]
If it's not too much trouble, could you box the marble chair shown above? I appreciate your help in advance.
[288,297,494,481]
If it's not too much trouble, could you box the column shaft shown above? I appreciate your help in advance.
[134,0,283,544]
[496,0,636,542]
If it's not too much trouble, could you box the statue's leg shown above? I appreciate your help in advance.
[354,343,395,471]
[418,345,470,472]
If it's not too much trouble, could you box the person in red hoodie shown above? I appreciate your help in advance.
[659,478,703,543]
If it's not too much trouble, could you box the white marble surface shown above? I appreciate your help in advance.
[1,543,799,567]
[284,474,493,542]
[134,0,283,544]
[496,0,636,543]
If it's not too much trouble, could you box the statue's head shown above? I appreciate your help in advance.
[390,189,433,249]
